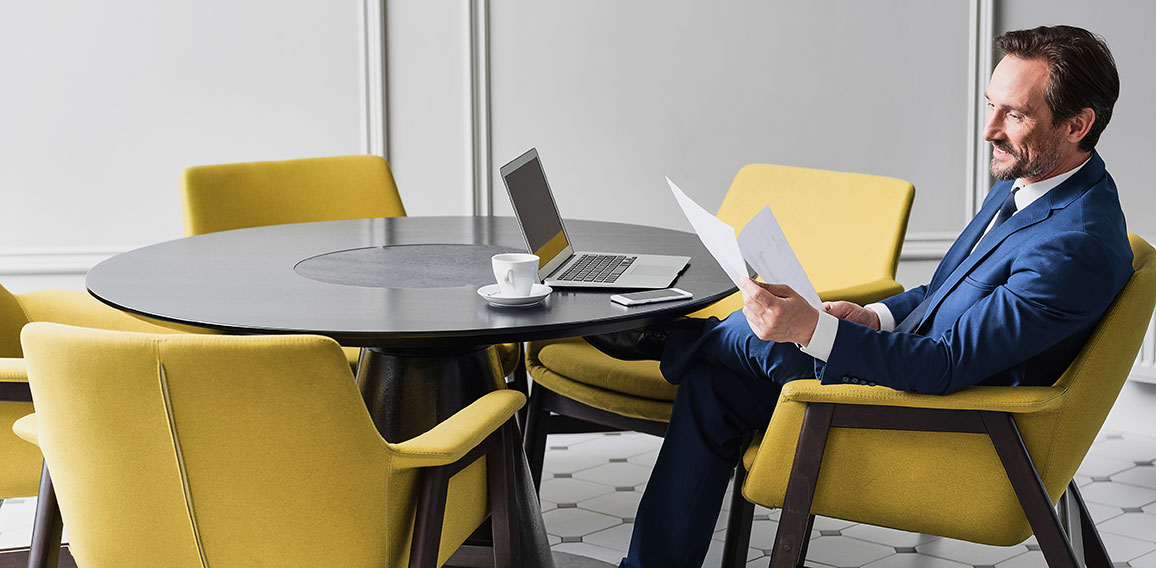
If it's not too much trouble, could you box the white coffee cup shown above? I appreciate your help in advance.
[492,253,540,296]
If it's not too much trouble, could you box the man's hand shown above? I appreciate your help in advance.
[823,301,881,331]
[738,278,820,346]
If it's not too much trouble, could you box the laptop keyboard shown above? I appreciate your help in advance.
[557,254,636,283]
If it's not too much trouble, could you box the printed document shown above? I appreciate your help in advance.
[667,177,821,309]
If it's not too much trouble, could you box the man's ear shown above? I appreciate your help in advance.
[1066,108,1096,144]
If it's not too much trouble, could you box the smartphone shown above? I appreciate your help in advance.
[610,288,693,306]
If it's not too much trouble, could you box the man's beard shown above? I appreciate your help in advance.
[990,131,1064,181]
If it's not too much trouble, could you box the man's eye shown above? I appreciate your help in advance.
[1009,113,1023,121]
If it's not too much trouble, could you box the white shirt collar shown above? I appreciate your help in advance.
[1011,155,1092,212]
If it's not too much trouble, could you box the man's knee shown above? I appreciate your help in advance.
[674,363,779,457]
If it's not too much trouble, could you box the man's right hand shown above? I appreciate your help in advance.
[823,301,881,331]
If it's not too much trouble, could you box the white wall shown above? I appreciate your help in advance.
[0,0,365,256]
[487,0,971,243]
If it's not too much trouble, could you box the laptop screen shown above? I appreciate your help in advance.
[501,150,571,269]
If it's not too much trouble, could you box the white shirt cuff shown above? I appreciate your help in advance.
[866,303,895,332]
[800,311,839,362]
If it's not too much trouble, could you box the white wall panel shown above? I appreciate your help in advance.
[488,1,971,239]
[384,1,474,216]
[0,1,364,253]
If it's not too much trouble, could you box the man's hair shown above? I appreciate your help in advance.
[995,25,1119,151]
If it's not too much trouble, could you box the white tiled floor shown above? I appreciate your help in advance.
[537,430,1156,567]
[1,430,1152,567]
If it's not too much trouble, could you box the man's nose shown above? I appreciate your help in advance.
[983,112,1002,142]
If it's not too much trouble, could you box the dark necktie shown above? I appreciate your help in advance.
[980,187,1020,244]
[895,187,1019,334]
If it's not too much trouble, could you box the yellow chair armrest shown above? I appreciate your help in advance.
[12,413,37,446]
[16,290,209,334]
[0,358,27,383]
[817,278,905,305]
[780,379,1064,414]
[390,389,526,470]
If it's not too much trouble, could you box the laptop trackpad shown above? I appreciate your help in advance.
[631,265,675,277]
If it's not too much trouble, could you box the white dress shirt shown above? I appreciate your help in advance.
[799,156,1091,362]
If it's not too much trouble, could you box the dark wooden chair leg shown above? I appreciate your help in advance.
[795,515,815,568]
[722,462,755,568]
[410,465,451,568]
[1064,481,1112,568]
[522,386,549,491]
[980,412,1079,568]
[506,348,529,432]
[769,403,834,568]
[488,424,521,568]
[1056,483,1082,561]
[28,462,62,568]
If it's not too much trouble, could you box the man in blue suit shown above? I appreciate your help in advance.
[586,25,1132,568]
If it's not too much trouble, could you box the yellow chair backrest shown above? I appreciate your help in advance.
[20,323,488,567]
[0,283,28,358]
[717,164,914,294]
[180,154,406,236]
[691,164,915,319]
[1020,233,1156,502]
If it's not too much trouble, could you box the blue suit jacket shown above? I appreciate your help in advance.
[816,152,1133,394]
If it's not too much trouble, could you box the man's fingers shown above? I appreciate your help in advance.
[760,282,796,298]
[741,278,796,299]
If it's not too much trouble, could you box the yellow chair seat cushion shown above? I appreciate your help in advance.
[535,339,677,401]
[528,339,677,423]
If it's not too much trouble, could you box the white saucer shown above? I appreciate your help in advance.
[477,283,552,308]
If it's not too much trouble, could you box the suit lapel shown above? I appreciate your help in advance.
[908,152,1106,333]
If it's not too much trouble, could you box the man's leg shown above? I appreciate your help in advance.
[662,310,812,384]
[622,340,814,568]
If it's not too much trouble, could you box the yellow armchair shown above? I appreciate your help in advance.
[179,154,523,382]
[17,323,524,567]
[523,164,915,489]
[731,234,1156,567]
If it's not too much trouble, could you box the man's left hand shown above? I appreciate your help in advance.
[738,278,820,346]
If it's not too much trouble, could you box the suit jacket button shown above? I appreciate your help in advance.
[842,377,850,383]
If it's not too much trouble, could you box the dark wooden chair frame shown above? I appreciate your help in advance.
[21,408,523,568]
[522,383,668,491]
[721,402,1112,568]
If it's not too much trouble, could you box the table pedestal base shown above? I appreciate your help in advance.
[355,346,558,568]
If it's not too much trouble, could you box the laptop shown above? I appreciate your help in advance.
[499,148,690,289]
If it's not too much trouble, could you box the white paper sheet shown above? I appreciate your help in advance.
[667,177,821,309]
[737,207,822,308]
[667,177,748,286]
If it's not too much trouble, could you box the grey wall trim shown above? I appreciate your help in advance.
[360,0,389,160]
[0,248,122,276]
[469,0,493,216]
[900,234,956,261]
[966,0,996,219]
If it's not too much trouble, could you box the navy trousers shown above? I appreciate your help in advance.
[621,311,817,568]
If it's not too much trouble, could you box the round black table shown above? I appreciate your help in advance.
[86,216,735,567]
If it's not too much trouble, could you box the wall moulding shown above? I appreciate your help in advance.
[0,248,124,277]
